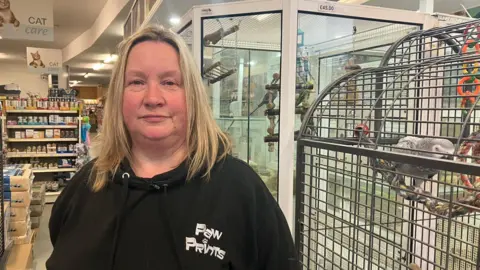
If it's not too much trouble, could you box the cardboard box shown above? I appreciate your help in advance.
[5,190,31,208]
[3,165,32,192]
[9,218,31,237]
[9,207,29,222]
[12,228,33,245]
[5,244,33,270]
[53,129,61,138]
[25,129,34,139]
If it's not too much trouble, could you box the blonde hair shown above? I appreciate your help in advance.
[91,25,231,191]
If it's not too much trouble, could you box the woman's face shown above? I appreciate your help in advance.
[122,41,187,144]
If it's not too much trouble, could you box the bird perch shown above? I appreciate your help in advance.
[354,124,480,218]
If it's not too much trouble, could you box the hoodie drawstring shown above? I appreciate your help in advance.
[110,172,131,270]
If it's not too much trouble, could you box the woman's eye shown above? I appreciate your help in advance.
[128,80,144,86]
[162,80,177,86]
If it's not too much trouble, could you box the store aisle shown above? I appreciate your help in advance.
[33,204,53,270]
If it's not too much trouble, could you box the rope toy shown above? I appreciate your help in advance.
[458,38,480,115]
[463,24,480,41]
[462,61,479,76]
[461,39,480,55]
[456,130,480,195]
[457,77,480,109]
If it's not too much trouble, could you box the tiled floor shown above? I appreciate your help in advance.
[33,204,53,270]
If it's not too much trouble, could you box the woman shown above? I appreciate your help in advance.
[46,25,297,270]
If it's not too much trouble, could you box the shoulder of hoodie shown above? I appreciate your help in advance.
[60,159,97,195]
[209,155,272,198]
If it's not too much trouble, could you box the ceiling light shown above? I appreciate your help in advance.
[249,61,256,66]
[0,36,3,39]
[103,54,118,64]
[93,63,104,70]
[69,80,80,86]
[169,16,181,25]
[84,73,90,78]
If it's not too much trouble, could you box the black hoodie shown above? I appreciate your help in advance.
[46,155,298,270]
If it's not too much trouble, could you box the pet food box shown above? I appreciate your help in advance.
[3,164,33,192]
[9,207,30,222]
[4,191,31,208]
[9,216,31,237]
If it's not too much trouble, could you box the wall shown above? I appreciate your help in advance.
[74,86,99,99]
[0,62,49,97]
[97,86,108,98]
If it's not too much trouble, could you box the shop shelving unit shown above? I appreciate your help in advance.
[3,109,81,203]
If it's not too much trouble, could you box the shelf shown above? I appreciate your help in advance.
[7,125,78,129]
[6,109,79,114]
[33,168,76,173]
[7,153,77,158]
[7,138,78,142]
[46,190,63,204]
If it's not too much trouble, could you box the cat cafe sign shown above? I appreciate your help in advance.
[26,47,62,74]
[0,0,54,41]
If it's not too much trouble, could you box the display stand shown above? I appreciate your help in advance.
[3,90,81,204]
[0,103,9,266]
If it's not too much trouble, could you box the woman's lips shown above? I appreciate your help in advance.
[141,115,168,123]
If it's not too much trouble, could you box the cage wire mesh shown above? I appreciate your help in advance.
[295,19,480,270]
[382,20,480,67]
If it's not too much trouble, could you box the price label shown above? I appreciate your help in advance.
[318,3,336,12]
[201,8,213,16]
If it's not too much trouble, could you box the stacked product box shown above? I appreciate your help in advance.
[3,164,33,245]
[30,183,46,229]
[3,201,12,249]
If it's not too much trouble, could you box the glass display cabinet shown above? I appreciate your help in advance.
[202,13,282,197]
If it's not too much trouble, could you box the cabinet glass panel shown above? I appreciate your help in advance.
[202,13,281,198]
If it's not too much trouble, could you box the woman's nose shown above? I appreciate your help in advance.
[144,81,165,107]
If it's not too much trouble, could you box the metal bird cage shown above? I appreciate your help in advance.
[382,20,480,67]
[295,20,480,270]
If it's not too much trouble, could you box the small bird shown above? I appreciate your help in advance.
[393,136,455,188]
[296,88,311,107]
[250,90,278,115]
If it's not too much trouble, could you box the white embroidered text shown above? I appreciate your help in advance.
[185,223,226,260]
